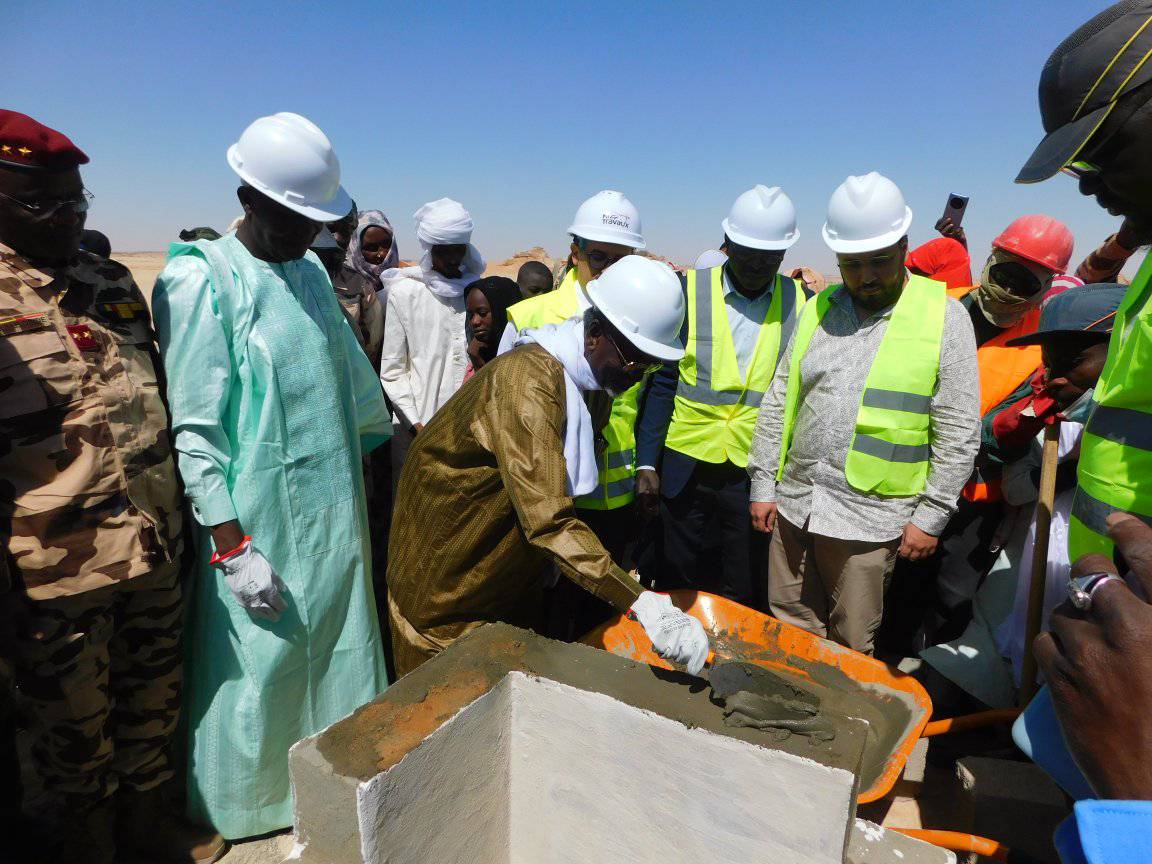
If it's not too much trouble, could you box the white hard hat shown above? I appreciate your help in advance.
[721,185,799,251]
[821,172,912,254]
[227,112,353,223]
[568,190,646,251]
[585,255,685,362]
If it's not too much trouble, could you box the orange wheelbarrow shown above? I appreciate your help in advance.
[581,591,1024,862]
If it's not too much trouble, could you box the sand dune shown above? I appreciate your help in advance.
[115,252,168,300]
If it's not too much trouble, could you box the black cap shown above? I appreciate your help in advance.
[1017,1,1152,184]
[1006,283,1127,345]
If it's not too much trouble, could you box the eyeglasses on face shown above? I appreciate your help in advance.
[577,238,630,270]
[605,328,663,375]
[0,188,93,219]
[1060,159,1101,180]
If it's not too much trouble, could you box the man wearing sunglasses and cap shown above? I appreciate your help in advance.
[387,256,710,679]
[1017,0,1152,564]
[498,190,649,634]
[1011,5,1152,861]
[0,110,225,862]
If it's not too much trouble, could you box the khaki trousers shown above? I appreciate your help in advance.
[766,515,899,655]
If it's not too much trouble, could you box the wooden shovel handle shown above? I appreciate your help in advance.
[1020,421,1061,703]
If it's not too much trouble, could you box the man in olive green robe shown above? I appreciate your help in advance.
[387,257,710,677]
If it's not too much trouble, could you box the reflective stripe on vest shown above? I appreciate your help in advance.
[1069,255,1152,559]
[577,389,640,510]
[666,268,802,468]
[505,268,638,510]
[777,274,946,497]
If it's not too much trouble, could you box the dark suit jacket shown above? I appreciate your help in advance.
[636,278,694,498]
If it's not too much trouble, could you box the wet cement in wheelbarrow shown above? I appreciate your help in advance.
[706,627,920,794]
[316,624,907,790]
[710,661,839,742]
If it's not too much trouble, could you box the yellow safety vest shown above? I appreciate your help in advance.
[666,267,803,467]
[1069,254,1152,559]
[778,274,946,497]
[506,269,639,510]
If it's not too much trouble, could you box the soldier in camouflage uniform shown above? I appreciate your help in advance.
[0,110,225,864]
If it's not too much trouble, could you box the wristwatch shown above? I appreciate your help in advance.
[1067,571,1123,611]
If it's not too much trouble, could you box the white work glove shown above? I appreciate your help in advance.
[629,591,710,676]
[213,538,288,622]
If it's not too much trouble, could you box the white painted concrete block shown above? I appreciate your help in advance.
[358,680,512,863]
[356,672,855,864]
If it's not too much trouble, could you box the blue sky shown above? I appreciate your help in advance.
[6,0,1130,274]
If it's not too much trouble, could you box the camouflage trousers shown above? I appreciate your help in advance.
[15,564,182,820]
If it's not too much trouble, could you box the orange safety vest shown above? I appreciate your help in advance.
[951,285,1044,502]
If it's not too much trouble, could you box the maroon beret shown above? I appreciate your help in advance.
[0,109,88,171]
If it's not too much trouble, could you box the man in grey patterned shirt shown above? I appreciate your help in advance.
[747,173,980,655]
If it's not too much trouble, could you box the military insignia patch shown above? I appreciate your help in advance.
[96,301,148,321]
[66,323,98,350]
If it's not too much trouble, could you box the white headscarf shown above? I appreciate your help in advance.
[412,198,485,298]
[514,316,600,497]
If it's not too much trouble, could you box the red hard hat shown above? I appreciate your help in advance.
[991,215,1074,272]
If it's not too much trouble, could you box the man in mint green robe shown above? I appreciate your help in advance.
[152,185,391,838]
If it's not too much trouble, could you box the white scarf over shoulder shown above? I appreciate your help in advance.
[514,316,600,497]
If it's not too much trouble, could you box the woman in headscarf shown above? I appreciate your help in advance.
[464,276,523,379]
[332,210,397,372]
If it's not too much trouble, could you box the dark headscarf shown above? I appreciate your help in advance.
[467,276,523,361]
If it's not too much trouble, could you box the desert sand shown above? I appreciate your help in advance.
[117,246,835,303]
[117,247,559,302]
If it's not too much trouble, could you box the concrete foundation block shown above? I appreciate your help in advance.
[288,624,953,863]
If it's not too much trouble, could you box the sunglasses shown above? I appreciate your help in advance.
[577,238,630,270]
[1060,159,1100,180]
[605,329,663,375]
[0,188,93,220]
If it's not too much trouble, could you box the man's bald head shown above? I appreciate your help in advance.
[517,260,553,297]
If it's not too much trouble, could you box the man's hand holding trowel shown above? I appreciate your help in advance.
[629,591,711,675]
